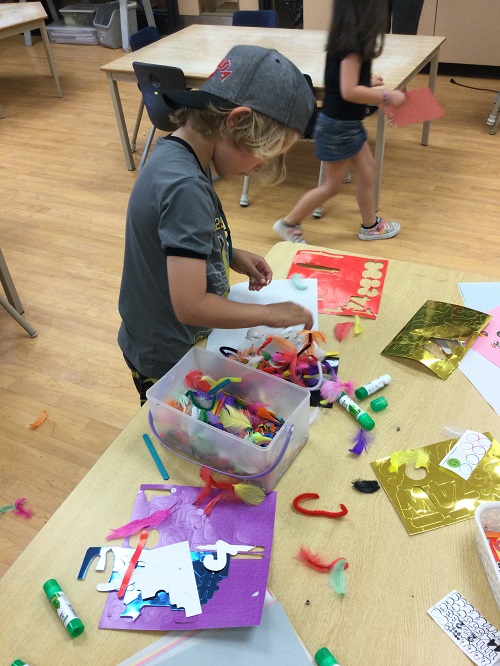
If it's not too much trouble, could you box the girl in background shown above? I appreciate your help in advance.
[273,0,406,243]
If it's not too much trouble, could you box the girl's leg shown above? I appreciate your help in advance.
[351,142,377,227]
[281,160,349,226]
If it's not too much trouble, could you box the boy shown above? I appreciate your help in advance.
[118,45,316,404]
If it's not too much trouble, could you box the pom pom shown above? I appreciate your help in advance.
[352,479,380,493]
[334,322,353,342]
[349,428,373,455]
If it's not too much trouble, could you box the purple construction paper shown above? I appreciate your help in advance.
[98,483,276,631]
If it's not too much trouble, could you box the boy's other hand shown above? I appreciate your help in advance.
[230,248,272,291]
[266,303,313,331]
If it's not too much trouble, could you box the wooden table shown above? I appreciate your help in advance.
[101,25,445,207]
[0,2,62,117]
[1,241,498,665]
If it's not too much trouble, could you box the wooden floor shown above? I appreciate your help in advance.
[0,35,499,576]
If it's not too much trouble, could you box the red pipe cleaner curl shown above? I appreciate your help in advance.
[292,492,348,518]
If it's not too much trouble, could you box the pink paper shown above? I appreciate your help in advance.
[471,306,500,368]
[84,484,276,631]
[382,86,444,127]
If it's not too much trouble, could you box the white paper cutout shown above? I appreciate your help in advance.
[439,430,493,480]
[198,541,256,572]
[428,590,500,665]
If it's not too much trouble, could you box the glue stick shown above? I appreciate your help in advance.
[315,647,341,666]
[11,661,31,666]
[43,579,84,638]
[354,374,391,400]
[336,392,375,431]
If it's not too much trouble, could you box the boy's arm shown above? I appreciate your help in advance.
[340,54,405,107]
[229,248,272,292]
[167,256,313,330]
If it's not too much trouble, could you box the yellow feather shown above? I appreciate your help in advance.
[353,315,363,336]
[234,483,266,505]
[218,405,251,434]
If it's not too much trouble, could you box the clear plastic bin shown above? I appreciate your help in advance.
[93,1,137,49]
[475,502,500,611]
[147,347,310,492]
[47,20,99,44]
[60,4,101,26]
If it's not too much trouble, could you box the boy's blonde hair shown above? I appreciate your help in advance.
[170,104,298,185]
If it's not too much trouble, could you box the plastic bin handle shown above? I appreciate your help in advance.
[148,410,293,481]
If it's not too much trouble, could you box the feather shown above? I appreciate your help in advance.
[329,558,348,596]
[29,409,48,429]
[352,479,380,493]
[298,547,333,573]
[353,315,363,336]
[349,428,373,455]
[14,498,33,518]
[270,335,298,352]
[334,322,353,341]
[219,405,252,435]
[233,483,266,505]
[184,370,212,392]
[442,425,465,438]
[203,490,239,516]
[388,448,430,473]
[106,503,177,540]
[320,379,342,403]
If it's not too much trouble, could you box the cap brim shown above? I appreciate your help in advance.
[162,90,237,111]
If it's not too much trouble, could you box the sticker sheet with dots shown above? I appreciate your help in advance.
[428,590,500,665]
[439,430,493,481]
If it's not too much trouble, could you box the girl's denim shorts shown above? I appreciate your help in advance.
[314,113,367,162]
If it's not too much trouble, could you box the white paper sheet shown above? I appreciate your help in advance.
[460,349,500,415]
[206,279,318,354]
[458,283,500,313]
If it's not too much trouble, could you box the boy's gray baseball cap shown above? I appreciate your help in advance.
[162,45,316,135]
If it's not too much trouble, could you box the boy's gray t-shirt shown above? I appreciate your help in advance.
[118,136,230,379]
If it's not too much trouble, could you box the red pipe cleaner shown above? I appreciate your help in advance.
[293,492,348,518]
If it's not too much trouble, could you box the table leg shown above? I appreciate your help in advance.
[374,108,386,211]
[107,73,135,171]
[421,50,439,146]
[40,23,63,98]
[0,294,37,337]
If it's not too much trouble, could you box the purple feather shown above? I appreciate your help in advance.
[349,428,372,455]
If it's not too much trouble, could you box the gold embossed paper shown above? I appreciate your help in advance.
[370,434,500,535]
[381,300,491,379]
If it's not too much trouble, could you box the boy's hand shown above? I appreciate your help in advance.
[266,303,313,331]
[371,74,384,87]
[230,248,272,291]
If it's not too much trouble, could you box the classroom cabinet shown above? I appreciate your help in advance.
[303,0,500,66]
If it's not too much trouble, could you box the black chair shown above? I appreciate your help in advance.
[231,10,278,28]
[129,27,161,153]
[132,61,187,169]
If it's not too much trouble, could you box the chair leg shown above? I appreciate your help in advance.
[240,175,250,207]
[0,294,37,337]
[139,125,156,170]
[312,161,324,219]
[130,99,145,152]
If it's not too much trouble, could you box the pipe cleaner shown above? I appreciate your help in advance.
[293,493,348,518]
[0,497,32,518]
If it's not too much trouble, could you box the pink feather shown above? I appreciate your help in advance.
[13,498,32,519]
[320,380,343,403]
[334,322,353,342]
[106,503,177,540]
[349,428,373,455]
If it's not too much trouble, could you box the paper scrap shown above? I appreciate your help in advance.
[383,86,444,127]
[439,430,493,481]
[471,306,500,369]
[427,590,500,665]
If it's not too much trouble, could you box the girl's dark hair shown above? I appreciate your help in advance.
[326,0,388,61]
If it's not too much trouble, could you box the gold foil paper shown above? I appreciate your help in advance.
[370,434,500,535]
[381,300,491,379]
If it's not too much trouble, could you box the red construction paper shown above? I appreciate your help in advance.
[381,87,444,128]
[287,250,388,319]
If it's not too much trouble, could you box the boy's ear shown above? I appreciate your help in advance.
[225,106,253,128]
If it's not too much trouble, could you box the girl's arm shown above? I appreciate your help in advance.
[340,54,406,107]
[167,255,313,330]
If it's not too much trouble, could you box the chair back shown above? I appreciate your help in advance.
[129,26,161,52]
[132,62,187,132]
[232,10,278,27]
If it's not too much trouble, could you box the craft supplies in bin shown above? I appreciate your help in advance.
[146,347,310,492]
[60,4,101,26]
[93,1,137,49]
[475,502,500,611]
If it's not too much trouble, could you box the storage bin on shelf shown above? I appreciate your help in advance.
[475,502,500,611]
[93,1,137,49]
[146,347,310,492]
[60,4,101,26]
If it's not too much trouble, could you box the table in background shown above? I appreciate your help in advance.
[101,25,445,208]
[1,241,498,665]
[0,1,62,117]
